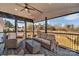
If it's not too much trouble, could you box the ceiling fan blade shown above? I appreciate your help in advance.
[28,8,36,11]
[24,3,42,13]
[16,3,27,11]
[24,3,35,10]
[20,8,25,11]
[25,3,43,13]
[16,3,24,8]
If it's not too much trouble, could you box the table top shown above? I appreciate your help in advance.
[25,39,41,48]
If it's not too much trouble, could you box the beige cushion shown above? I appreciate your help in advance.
[37,31,41,38]
[34,32,57,51]
[41,39,50,45]
[47,34,55,40]
[41,33,47,39]
[8,33,16,39]
[33,37,42,42]
[5,39,17,49]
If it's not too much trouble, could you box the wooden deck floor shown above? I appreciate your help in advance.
[2,46,79,56]
[2,39,79,56]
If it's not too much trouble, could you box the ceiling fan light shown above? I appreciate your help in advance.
[25,9,28,11]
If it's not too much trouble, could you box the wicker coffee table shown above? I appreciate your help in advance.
[25,39,41,54]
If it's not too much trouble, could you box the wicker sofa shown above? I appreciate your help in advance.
[5,33,17,49]
[33,31,57,51]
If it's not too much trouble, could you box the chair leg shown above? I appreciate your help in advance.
[4,48,8,55]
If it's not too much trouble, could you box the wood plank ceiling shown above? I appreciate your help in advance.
[0,3,79,22]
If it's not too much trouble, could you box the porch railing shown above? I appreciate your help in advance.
[48,31,79,52]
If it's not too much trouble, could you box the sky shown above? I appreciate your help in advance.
[48,13,79,27]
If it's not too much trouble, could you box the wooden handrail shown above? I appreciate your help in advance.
[48,31,79,35]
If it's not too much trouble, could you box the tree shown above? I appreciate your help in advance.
[66,24,74,31]
[47,24,55,30]
[5,20,14,28]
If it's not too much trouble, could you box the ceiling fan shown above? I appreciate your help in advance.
[16,3,43,14]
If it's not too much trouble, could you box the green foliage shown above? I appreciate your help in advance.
[66,24,74,30]
[4,20,15,32]
[5,20,14,28]
[47,24,55,30]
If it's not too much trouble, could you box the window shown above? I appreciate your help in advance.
[17,20,25,40]
[26,22,33,38]
[47,13,79,32]
[47,13,79,51]
[3,18,15,32]
[17,20,25,32]
[34,21,45,36]
[3,18,16,41]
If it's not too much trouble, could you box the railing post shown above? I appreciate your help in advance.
[25,20,27,39]
[33,21,34,37]
[15,19,17,39]
[45,17,47,33]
